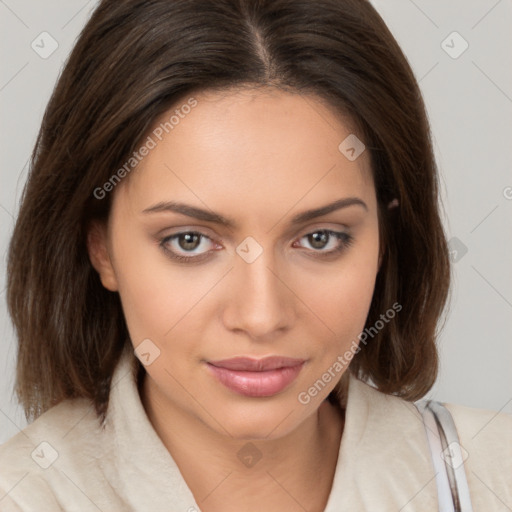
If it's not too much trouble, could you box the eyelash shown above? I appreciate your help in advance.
[159,229,354,263]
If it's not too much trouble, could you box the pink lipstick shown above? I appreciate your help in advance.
[206,356,305,397]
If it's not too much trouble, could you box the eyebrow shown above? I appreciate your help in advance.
[142,197,368,229]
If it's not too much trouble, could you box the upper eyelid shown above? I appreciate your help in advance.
[162,223,351,240]
[163,230,217,244]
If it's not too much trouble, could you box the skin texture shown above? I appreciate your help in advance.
[88,87,381,512]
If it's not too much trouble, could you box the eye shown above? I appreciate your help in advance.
[159,229,354,264]
[160,232,218,262]
[293,230,354,256]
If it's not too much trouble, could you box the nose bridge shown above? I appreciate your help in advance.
[223,243,294,337]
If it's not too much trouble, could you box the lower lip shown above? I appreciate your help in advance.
[206,363,304,397]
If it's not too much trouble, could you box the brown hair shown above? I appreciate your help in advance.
[7,0,450,425]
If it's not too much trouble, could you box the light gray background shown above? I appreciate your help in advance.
[1,0,511,443]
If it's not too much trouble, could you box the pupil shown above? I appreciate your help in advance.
[179,233,200,251]
[309,231,328,249]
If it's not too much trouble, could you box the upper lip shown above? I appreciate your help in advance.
[208,356,305,372]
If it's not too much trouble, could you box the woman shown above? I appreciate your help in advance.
[1,0,510,511]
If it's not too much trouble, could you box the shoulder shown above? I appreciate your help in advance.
[346,376,512,509]
[443,401,512,510]
[350,375,512,449]
[0,398,105,511]
[0,397,101,467]
[443,400,512,450]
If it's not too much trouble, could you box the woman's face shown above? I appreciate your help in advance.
[90,87,381,440]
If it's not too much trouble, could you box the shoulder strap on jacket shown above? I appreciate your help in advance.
[414,399,474,512]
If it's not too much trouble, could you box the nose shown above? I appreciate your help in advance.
[222,249,295,340]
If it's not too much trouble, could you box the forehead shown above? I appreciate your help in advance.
[117,87,375,218]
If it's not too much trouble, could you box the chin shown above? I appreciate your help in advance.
[205,396,312,441]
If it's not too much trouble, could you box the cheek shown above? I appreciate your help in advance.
[295,232,379,336]
[291,245,379,395]
[111,232,212,346]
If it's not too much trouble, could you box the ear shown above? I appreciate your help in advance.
[86,220,119,292]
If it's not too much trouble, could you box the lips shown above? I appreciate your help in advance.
[206,356,305,397]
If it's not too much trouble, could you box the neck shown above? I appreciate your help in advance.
[141,372,345,512]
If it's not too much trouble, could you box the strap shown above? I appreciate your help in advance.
[414,400,474,512]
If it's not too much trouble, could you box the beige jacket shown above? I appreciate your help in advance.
[1,344,511,511]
